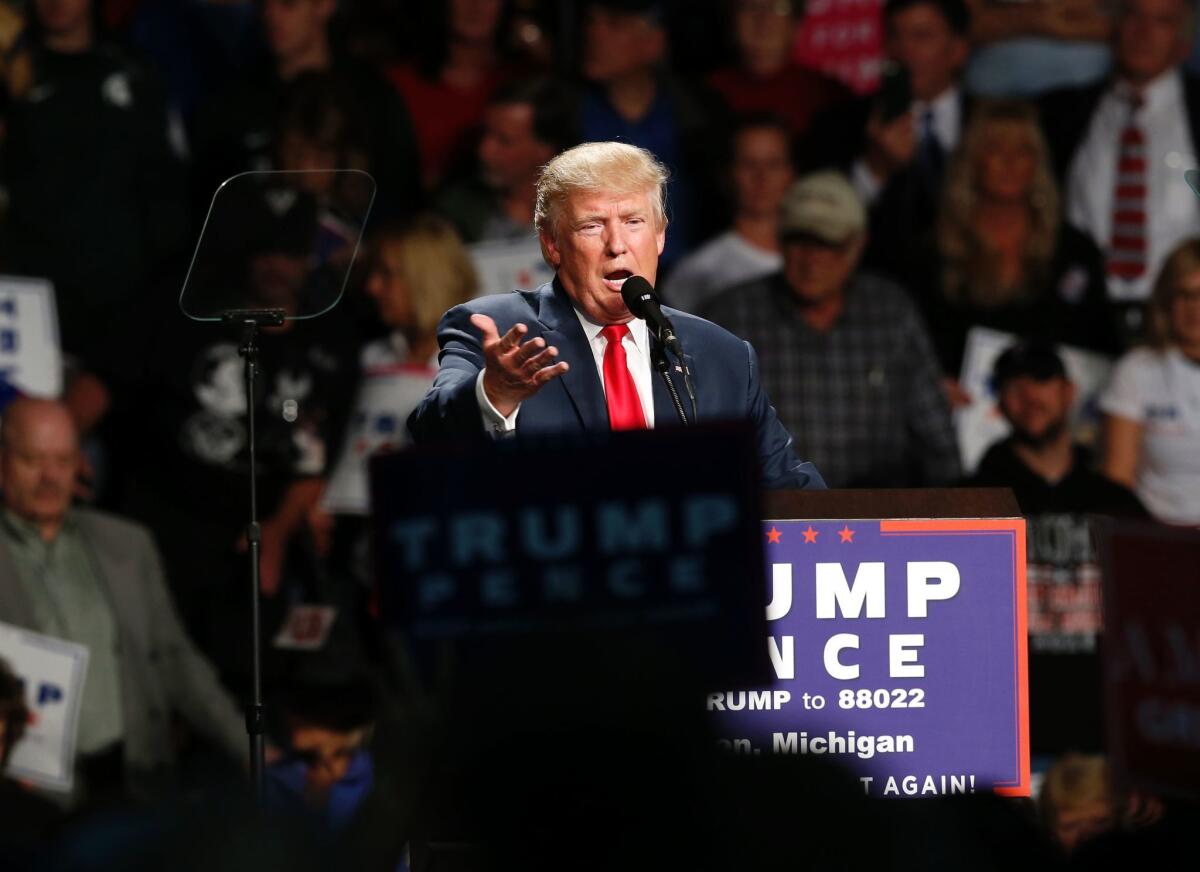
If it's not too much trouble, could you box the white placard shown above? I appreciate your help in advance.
[0,275,62,397]
[0,621,88,792]
[468,237,553,297]
[957,327,1116,474]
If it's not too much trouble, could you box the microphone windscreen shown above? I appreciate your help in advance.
[620,275,656,318]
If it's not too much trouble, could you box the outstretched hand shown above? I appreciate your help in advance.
[472,313,569,417]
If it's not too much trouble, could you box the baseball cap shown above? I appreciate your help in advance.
[779,172,866,245]
[991,340,1068,391]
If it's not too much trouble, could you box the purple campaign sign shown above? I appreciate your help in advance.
[708,519,1030,798]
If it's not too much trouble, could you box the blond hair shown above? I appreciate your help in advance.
[534,141,670,237]
[1147,237,1200,349]
[1039,754,1113,830]
[937,100,1060,307]
[372,214,478,336]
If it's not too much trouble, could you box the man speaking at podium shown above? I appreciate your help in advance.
[408,141,825,490]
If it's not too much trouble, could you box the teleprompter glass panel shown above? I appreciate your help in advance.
[179,169,375,321]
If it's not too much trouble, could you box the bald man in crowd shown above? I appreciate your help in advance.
[0,398,244,804]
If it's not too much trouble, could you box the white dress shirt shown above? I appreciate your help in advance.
[852,85,962,204]
[476,305,656,434]
[1067,69,1200,302]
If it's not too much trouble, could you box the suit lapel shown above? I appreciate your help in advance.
[536,280,608,431]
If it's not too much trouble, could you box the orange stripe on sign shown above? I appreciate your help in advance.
[879,516,1031,796]
[996,521,1030,797]
[878,518,1025,533]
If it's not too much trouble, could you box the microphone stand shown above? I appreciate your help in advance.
[679,356,697,423]
[657,322,697,423]
[221,307,286,801]
[652,341,689,426]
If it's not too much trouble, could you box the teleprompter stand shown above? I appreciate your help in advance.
[221,307,286,798]
[178,167,377,802]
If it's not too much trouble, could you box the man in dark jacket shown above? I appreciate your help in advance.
[192,0,420,220]
[577,0,727,266]
[2,0,186,375]
[803,0,971,281]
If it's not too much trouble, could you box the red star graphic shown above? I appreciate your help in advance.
[802,526,819,543]
[766,526,783,544]
[838,526,855,543]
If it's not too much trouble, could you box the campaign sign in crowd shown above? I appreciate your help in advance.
[708,518,1030,798]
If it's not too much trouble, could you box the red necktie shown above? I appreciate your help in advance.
[600,324,646,430]
[1108,92,1147,281]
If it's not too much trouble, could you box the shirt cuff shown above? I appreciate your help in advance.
[851,158,883,204]
[476,369,520,435]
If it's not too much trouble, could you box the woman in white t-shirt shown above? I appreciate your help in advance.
[1100,238,1200,525]
[322,215,479,516]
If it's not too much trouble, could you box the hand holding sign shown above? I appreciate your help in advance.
[0,621,88,792]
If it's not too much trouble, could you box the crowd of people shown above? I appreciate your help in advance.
[0,0,1198,866]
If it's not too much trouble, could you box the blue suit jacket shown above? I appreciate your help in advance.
[407,280,825,489]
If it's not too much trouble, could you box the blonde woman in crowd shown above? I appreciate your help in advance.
[1101,238,1200,525]
[919,101,1119,398]
[321,214,479,517]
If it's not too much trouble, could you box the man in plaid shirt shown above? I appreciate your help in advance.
[702,172,960,488]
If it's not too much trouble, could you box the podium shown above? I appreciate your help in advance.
[372,434,1030,868]
[710,486,1029,800]
[764,487,1019,520]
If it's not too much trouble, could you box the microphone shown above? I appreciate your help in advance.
[620,276,684,358]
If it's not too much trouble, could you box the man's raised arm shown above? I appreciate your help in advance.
[408,305,569,442]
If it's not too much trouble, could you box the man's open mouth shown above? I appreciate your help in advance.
[602,269,632,291]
